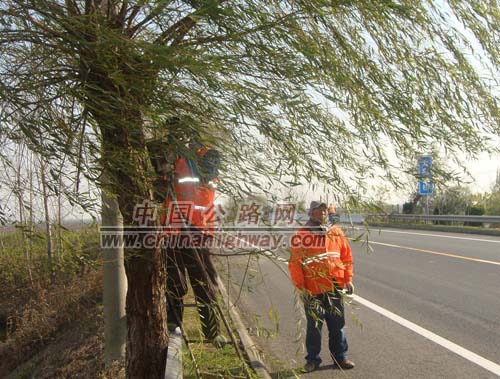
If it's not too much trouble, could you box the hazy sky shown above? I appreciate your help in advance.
[464,152,499,193]
[384,152,500,205]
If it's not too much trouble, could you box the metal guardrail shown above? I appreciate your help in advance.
[366,214,500,224]
[164,327,183,379]
[339,214,365,224]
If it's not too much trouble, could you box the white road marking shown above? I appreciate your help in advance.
[374,229,500,244]
[369,241,500,266]
[353,294,500,377]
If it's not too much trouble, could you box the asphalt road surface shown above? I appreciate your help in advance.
[219,227,500,378]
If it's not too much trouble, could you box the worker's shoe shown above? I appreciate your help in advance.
[210,334,227,348]
[333,359,355,370]
[303,360,320,373]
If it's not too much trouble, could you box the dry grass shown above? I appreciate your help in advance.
[0,266,126,379]
[0,227,253,378]
[0,270,104,377]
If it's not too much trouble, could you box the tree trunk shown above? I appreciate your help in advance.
[102,184,128,365]
[57,173,63,257]
[39,158,53,273]
[80,32,169,373]
[97,111,168,378]
[124,248,168,378]
[16,151,33,285]
[27,153,34,287]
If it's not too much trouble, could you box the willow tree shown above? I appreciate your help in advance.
[1,1,498,377]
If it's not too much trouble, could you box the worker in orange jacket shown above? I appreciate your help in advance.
[327,203,337,224]
[151,137,223,343]
[288,201,355,372]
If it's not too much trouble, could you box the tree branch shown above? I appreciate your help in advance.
[65,0,82,16]
[126,1,175,38]
[181,11,300,47]
[155,0,227,45]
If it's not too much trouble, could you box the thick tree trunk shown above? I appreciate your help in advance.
[80,37,169,374]
[97,111,168,378]
[124,248,168,378]
[107,158,169,379]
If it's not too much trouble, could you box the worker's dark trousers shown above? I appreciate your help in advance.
[166,246,220,339]
[304,289,348,365]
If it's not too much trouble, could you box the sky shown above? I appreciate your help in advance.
[462,152,499,193]
[384,151,500,205]
[292,149,500,208]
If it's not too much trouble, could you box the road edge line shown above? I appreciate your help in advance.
[353,294,500,377]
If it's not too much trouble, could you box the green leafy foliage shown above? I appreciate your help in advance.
[486,190,500,216]
[0,1,498,205]
[433,186,471,215]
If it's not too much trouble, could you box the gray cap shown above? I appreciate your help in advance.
[308,201,327,216]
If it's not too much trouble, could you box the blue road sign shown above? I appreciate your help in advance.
[418,180,433,195]
[417,155,432,177]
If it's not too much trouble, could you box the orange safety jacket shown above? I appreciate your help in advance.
[288,225,353,295]
[163,148,217,229]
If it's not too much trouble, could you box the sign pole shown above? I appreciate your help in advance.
[417,156,434,209]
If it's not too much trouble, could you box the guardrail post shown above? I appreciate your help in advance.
[164,327,183,379]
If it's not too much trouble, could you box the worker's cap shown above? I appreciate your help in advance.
[308,201,327,216]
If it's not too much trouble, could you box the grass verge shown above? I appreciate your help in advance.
[182,288,255,379]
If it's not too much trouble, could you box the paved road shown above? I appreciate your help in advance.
[219,227,500,378]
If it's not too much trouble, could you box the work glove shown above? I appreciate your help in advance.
[344,282,354,295]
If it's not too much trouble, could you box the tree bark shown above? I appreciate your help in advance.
[124,248,168,378]
[79,30,169,374]
[97,110,168,378]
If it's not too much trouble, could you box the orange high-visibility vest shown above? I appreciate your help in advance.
[288,226,353,295]
[164,148,217,228]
